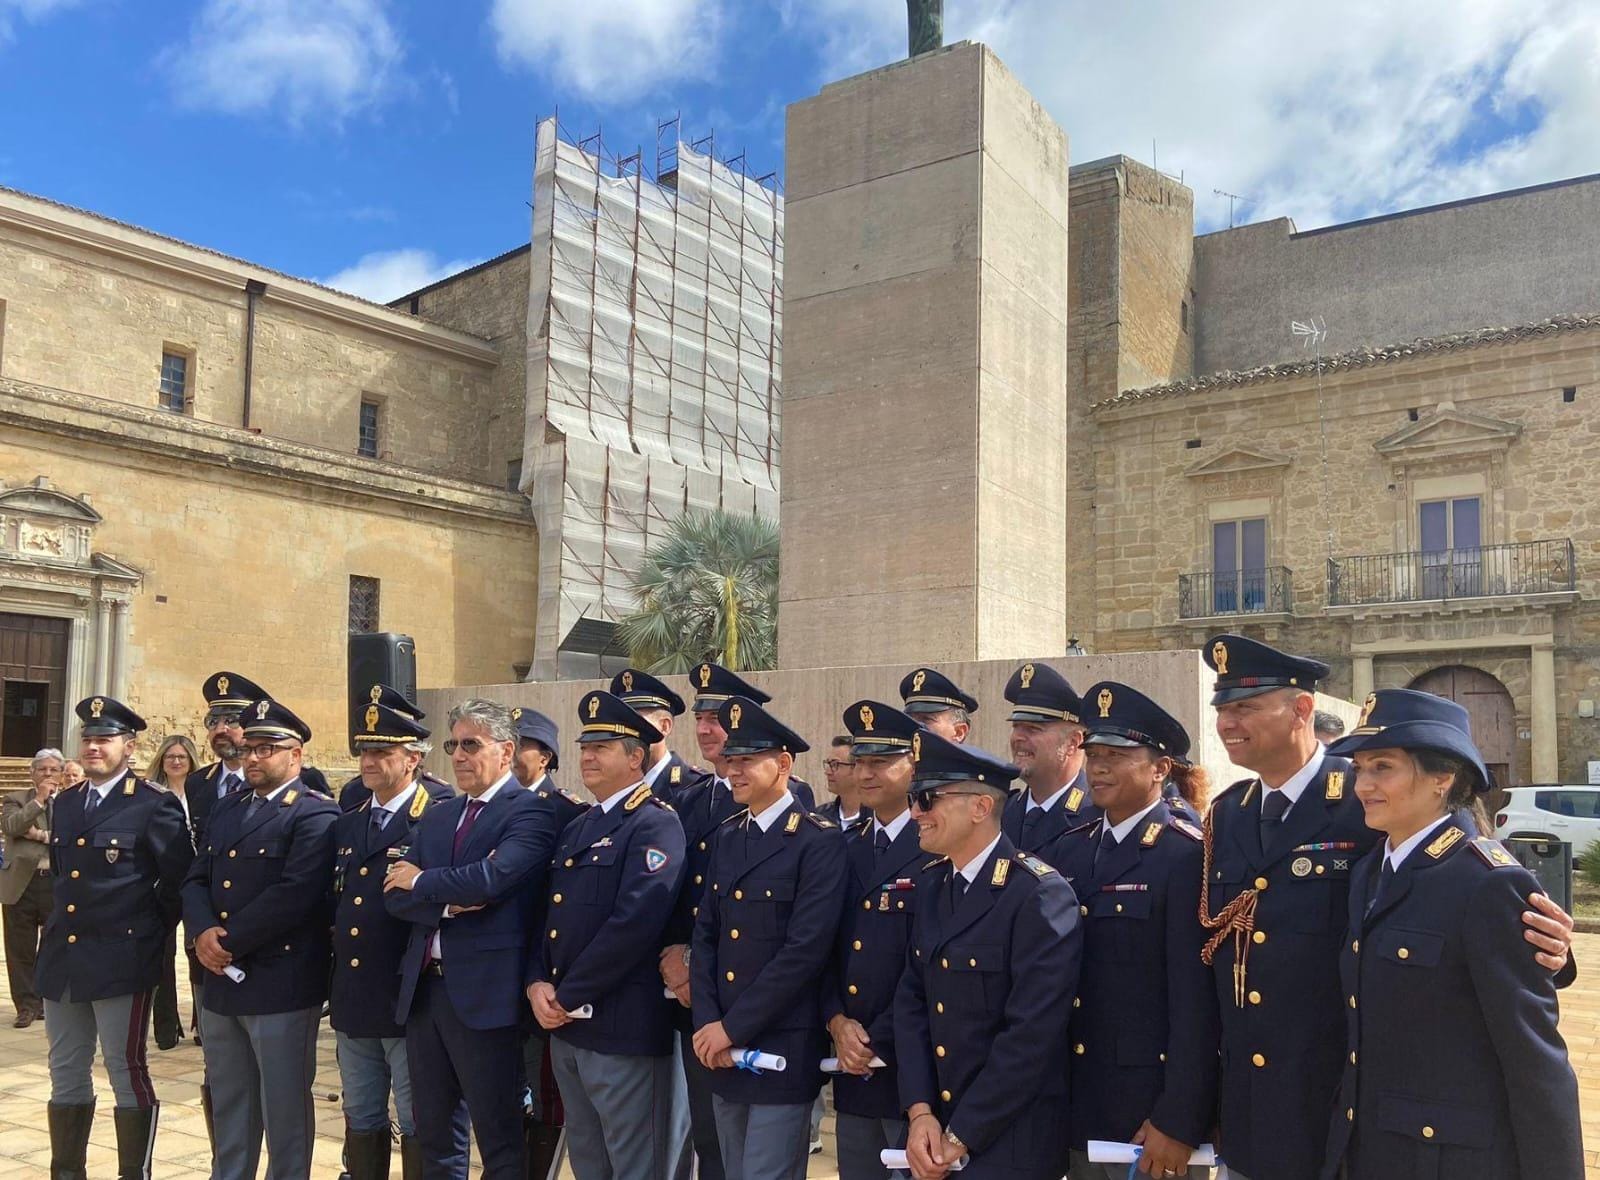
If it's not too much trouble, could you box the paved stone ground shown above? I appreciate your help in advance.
[1,935,1597,1178]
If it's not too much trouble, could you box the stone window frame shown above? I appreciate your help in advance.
[158,344,195,415]
[357,395,382,459]
[1405,472,1489,553]
[348,574,380,633]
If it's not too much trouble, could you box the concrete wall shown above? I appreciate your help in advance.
[1193,174,1600,374]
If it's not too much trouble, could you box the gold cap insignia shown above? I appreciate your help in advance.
[90,697,104,718]
[1212,641,1229,676]
[1019,663,1035,689]
[912,731,922,762]
[1097,688,1113,719]
[256,700,270,719]
[369,684,382,704]
[912,669,927,692]
[622,670,634,692]
[512,707,522,722]
[217,675,230,696]
[364,705,379,733]
[728,702,743,730]
[699,664,712,688]
[859,704,875,732]
[1358,693,1378,728]
[587,695,600,720]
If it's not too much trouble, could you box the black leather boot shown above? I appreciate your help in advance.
[200,1083,217,1156]
[114,1104,158,1180]
[524,1117,565,1180]
[345,1126,392,1180]
[399,1134,424,1180]
[47,1101,94,1180]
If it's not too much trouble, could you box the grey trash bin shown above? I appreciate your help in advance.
[1505,837,1573,914]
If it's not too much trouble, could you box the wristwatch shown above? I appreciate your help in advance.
[944,1128,966,1154]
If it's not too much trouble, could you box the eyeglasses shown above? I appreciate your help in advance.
[239,743,293,760]
[908,787,987,812]
[823,760,855,773]
[205,712,242,728]
[443,737,495,755]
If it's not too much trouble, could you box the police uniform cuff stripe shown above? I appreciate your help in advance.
[905,695,966,709]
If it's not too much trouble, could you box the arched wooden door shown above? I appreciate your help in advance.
[1408,666,1517,809]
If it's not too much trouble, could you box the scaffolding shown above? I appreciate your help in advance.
[524,116,783,679]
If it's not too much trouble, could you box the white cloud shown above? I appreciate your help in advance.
[319,248,483,304]
[162,0,404,125]
[0,0,85,42]
[782,0,1600,232]
[490,0,724,105]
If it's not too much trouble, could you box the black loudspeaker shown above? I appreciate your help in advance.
[348,632,417,753]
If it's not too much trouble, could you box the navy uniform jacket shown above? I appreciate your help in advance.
[822,816,925,1119]
[664,777,742,948]
[330,785,437,1038]
[789,776,817,813]
[1161,783,1203,826]
[648,753,711,803]
[338,770,453,813]
[894,837,1082,1178]
[531,783,686,1057]
[186,761,244,850]
[1201,755,1375,1180]
[1320,816,1582,1180]
[1001,771,1097,864]
[180,781,339,1015]
[816,798,867,833]
[386,783,562,1031]
[37,776,194,1002]
[1044,805,1219,1151]
[528,775,589,833]
[690,799,846,1106]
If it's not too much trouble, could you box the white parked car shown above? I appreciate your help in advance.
[1494,786,1600,856]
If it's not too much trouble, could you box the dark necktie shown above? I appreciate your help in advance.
[1261,788,1291,835]
[221,772,243,796]
[371,807,390,835]
[1020,806,1043,847]
[83,788,100,821]
[874,827,891,855]
[1094,827,1118,870]
[952,873,969,904]
[452,799,485,862]
[1366,860,1395,916]
[244,793,266,822]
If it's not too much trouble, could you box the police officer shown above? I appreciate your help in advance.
[186,673,264,863]
[690,697,845,1179]
[1321,689,1582,1178]
[511,705,587,828]
[1002,661,1097,862]
[338,684,452,813]
[1041,683,1217,1180]
[182,697,339,1180]
[528,691,689,1177]
[1198,635,1574,1180]
[687,663,816,812]
[39,695,193,1180]
[817,736,865,832]
[332,702,447,1180]
[898,668,978,743]
[825,701,925,1179]
[893,730,1082,1179]
[612,668,715,801]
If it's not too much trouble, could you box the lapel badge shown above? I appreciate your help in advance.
[1425,826,1464,860]
[991,857,1010,886]
[1140,821,1162,847]
[1212,641,1229,675]
[1325,770,1345,800]
[879,891,891,911]
[123,780,136,795]
[594,836,614,848]
[283,789,299,805]
[784,811,800,834]
[1065,786,1084,813]
[671,765,682,786]
[409,789,429,818]
[1291,857,1312,877]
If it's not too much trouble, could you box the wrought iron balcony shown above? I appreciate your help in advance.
[1327,539,1576,607]
[1178,567,1294,619]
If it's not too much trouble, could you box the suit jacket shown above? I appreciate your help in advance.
[36,776,193,1002]
[330,784,440,1038]
[0,789,50,905]
[1045,804,1219,1150]
[532,784,685,1057]
[1320,817,1582,1180]
[1201,756,1375,1180]
[691,799,846,1105]
[386,781,562,1030]
[1001,771,1097,866]
[822,815,926,1119]
[894,837,1082,1178]
[180,779,339,1015]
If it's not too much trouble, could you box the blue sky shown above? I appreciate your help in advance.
[3,0,1596,303]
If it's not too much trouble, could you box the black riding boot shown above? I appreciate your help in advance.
[399,1134,424,1180]
[47,1101,94,1180]
[345,1126,392,1180]
[114,1104,158,1180]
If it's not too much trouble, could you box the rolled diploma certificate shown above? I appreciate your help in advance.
[222,965,246,983]
[729,1048,786,1071]
[1086,1141,1218,1165]
[880,1149,965,1171]
[821,1055,887,1072]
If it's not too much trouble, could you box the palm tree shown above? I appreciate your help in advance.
[615,509,779,673]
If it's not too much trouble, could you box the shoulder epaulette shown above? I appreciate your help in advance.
[1015,853,1055,878]
[804,811,836,830]
[1169,817,1203,841]
[720,808,750,827]
[623,784,653,812]
[647,794,675,811]
[1468,836,1519,869]
[552,786,586,806]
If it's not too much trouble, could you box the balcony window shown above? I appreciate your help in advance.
[1213,518,1267,614]
[1420,497,1481,597]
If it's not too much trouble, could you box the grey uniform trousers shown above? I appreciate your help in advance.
[45,986,155,1107]
[549,1037,686,1179]
[200,1004,320,1180]
[710,1094,811,1180]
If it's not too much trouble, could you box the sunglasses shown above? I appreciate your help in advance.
[908,787,988,811]
[205,712,243,728]
[443,737,498,755]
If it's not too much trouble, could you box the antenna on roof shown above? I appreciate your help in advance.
[1214,189,1251,228]
[1292,316,1337,562]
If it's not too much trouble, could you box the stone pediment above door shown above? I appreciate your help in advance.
[1184,447,1293,479]
[1373,403,1522,462]
[0,478,104,569]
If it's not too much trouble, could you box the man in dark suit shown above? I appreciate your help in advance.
[690,696,845,1180]
[611,668,714,802]
[894,730,1082,1179]
[182,697,339,1180]
[39,697,193,1180]
[824,702,924,1178]
[338,684,452,813]
[384,698,563,1180]
[332,702,458,1180]
[1001,661,1097,866]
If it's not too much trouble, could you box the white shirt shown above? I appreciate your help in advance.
[873,808,913,844]
[1103,798,1165,846]
[1386,813,1456,872]
[954,833,1004,885]
[370,782,420,831]
[85,768,130,804]
[750,790,795,832]
[432,774,512,959]
[597,780,645,813]
[643,753,674,789]
[1260,744,1326,819]
[1027,781,1073,813]
[523,773,549,794]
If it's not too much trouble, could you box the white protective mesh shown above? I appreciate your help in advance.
[524,118,783,679]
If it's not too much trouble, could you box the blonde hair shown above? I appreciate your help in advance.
[146,734,200,787]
